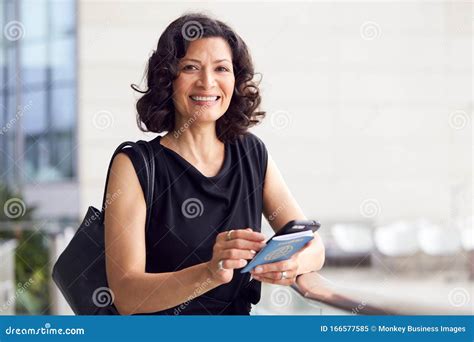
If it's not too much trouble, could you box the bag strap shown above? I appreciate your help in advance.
[100,140,155,231]
[139,140,155,220]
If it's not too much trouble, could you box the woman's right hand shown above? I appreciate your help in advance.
[207,228,267,285]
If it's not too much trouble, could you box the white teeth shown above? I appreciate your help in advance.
[190,96,219,101]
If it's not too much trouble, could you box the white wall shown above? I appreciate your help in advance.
[78,1,472,227]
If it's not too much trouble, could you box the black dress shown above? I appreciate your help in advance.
[121,132,268,315]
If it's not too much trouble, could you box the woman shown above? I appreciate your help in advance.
[104,13,325,315]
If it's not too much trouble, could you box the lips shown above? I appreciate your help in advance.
[189,95,221,102]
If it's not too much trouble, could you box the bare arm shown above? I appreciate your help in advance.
[104,153,223,315]
[262,154,325,275]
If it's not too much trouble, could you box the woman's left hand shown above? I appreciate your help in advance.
[250,243,309,286]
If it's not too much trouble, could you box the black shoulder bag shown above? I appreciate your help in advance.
[52,140,155,315]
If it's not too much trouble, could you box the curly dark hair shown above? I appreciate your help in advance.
[131,13,265,142]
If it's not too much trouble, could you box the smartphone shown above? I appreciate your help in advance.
[242,220,321,275]
[272,219,321,238]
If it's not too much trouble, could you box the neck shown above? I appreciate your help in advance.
[163,121,223,162]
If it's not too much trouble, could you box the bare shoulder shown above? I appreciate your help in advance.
[109,152,138,183]
[105,151,146,224]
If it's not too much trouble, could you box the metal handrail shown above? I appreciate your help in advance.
[292,271,473,315]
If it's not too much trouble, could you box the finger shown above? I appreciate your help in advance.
[223,238,266,252]
[251,259,295,274]
[217,231,230,242]
[221,248,257,260]
[219,259,248,270]
[252,270,296,280]
[252,274,296,286]
[236,228,266,241]
[219,228,266,242]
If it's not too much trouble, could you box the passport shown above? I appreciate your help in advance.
[240,230,314,273]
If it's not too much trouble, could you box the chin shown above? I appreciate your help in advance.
[189,109,225,123]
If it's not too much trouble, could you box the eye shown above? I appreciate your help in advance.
[182,64,198,71]
[216,66,230,72]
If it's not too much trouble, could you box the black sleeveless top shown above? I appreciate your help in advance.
[121,132,268,315]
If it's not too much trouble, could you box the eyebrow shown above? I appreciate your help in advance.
[180,58,232,64]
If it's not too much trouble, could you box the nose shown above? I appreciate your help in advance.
[196,68,216,89]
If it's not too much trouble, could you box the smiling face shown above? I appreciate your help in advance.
[172,37,235,127]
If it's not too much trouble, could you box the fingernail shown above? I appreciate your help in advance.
[250,250,256,254]
[255,266,263,273]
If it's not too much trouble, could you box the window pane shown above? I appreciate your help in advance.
[50,129,74,178]
[51,0,76,36]
[24,134,50,181]
[20,42,47,86]
[0,95,21,145]
[20,0,48,41]
[24,129,74,181]
[22,90,47,135]
[51,37,75,82]
[51,85,75,130]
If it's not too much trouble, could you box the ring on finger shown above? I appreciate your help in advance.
[280,271,288,280]
[226,230,234,241]
[218,260,224,270]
